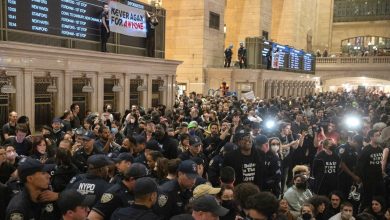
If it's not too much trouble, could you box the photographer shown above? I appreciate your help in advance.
[314,121,340,153]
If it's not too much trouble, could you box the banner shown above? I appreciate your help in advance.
[242,91,255,100]
[109,1,147,38]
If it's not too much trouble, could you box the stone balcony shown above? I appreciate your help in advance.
[315,56,390,82]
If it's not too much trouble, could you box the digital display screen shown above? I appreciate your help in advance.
[261,41,272,67]
[289,49,303,70]
[6,0,146,41]
[303,53,314,72]
[272,43,290,69]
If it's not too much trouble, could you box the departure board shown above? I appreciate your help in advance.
[289,49,303,70]
[6,0,146,41]
[6,0,103,40]
[303,53,314,71]
[272,43,290,69]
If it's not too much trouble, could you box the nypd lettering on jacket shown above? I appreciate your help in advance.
[77,183,96,194]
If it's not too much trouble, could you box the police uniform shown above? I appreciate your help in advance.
[66,173,110,204]
[6,188,60,220]
[110,204,159,220]
[337,143,358,197]
[155,179,193,219]
[92,181,135,220]
[72,147,102,173]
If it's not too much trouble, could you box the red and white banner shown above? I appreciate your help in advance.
[109,1,147,38]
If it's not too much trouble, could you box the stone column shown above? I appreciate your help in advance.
[117,73,125,115]
[141,75,148,108]
[124,73,131,110]
[8,70,24,115]
[96,73,105,113]
[54,72,64,116]
[23,68,35,131]
[147,74,153,108]
[89,72,98,113]
[63,71,73,113]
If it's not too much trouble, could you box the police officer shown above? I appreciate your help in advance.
[109,152,133,184]
[155,160,198,219]
[255,135,282,197]
[110,177,159,220]
[6,157,61,220]
[66,154,112,205]
[208,142,237,187]
[57,189,95,220]
[88,163,148,220]
[337,135,361,198]
[179,136,207,164]
[72,131,102,173]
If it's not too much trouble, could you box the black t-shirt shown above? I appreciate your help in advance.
[313,151,340,195]
[0,163,15,184]
[242,154,256,183]
[4,137,32,156]
[101,11,109,29]
[357,144,383,182]
[2,123,16,140]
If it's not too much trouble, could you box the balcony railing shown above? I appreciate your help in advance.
[316,56,390,64]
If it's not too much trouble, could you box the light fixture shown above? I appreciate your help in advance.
[111,76,123,92]
[81,74,94,93]
[137,85,147,92]
[0,70,16,94]
[46,72,58,93]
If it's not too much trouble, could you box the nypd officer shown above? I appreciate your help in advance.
[110,177,159,219]
[72,131,103,173]
[155,160,198,219]
[109,152,133,184]
[66,154,112,205]
[88,163,149,220]
[6,157,61,220]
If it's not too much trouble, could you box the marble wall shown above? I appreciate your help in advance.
[0,42,180,132]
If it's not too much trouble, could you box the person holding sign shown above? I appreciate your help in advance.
[101,3,110,52]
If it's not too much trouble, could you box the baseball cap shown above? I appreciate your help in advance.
[146,140,162,151]
[124,163,149,179]
[57,189,95,214]
[255,135,268,146]
[134,135,146,144]
[17,157,54,183]
[189,136,202,147]
[191,157,204,165]
[52,117,62,124]
[188,121,198,129]
[193,184,221,198]
[234,128,250,141]
[112,152,134,163]
[82,131,95,141]
[220,142,237,153]
[192,195,229,217]
[134,177,158,197]
[178,160,198,179]
[87,155,114,169]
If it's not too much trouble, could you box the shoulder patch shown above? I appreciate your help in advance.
[45,203,54,213]
[101,193,114,203]
[339,148,345,154]
[158,194,168,207]
[69,176,77,184]
[9,213,24,220]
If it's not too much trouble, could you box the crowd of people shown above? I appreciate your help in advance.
[1,89,390,220]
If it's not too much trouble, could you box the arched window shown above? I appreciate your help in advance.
[333,0,390,22]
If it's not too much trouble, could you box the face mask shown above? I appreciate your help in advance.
[302,213,312,220]
[189,130,195,135]
[271,145,280,153]
[111,128,118,135]
[53,128,61,133]
[296,182,307,190]
[221,200,235,209]
[130,119,135,124]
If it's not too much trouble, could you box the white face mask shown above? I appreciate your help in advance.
[130,119,135,124]
[271,145,280,153]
